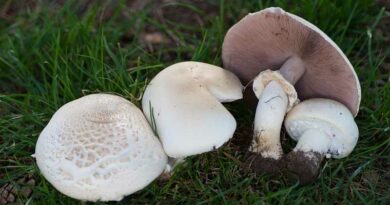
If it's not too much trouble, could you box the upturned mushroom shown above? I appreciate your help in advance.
[284,98,359,184]
[142,61,243,172]
[222,7,361,173]
[34,94,167,201]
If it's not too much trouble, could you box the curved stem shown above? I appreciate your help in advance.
[294,129,332,154]
[285,129,331,184]
[250,81,288,159]
[247,56,306,174]
[279,56,305,85]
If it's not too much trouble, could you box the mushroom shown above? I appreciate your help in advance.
[247,70,298,173]
[222,7,360,173]
[284,98,359,184]
[142,61,243,173]
[34,94,167,201]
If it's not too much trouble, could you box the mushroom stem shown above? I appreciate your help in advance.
[165,157,185,173]
[159,157,185,181]
[246,80,288,173]
[284,129,331,184]
[250,81,288,158]
[279,56,305,85]
[246,57,305,174]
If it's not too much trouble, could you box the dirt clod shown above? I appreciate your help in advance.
[283,150,324,185]
[245,153,284,175]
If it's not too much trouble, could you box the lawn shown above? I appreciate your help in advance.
[0,0,389,204]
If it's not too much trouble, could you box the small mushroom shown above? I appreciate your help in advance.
[142,61,243,173]
[222,7,361,174]
[247,70,298,173]
[284,98,359,184]
[34,94,167,201]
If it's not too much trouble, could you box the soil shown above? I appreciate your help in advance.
[245,153,284,175]
[283,150,324,185]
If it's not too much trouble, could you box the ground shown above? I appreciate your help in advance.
[0,0,389,204]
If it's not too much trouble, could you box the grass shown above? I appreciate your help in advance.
[0,0,389,204]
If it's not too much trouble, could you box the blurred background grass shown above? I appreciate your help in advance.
[0,0,389,204]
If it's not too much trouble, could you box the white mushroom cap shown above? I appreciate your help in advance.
[284,98,359,158]
[142,61,243,158]
[35,94,167,201]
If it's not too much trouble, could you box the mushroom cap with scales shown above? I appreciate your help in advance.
[34,94,167,202]
[222,7,361,116]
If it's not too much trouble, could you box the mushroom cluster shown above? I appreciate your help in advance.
[34,7,361,202]
[222,7,360,183]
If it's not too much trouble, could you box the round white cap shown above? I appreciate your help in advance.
[284,98,359,158]
[35,94,167,201]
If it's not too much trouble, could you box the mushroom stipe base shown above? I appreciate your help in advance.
[284,150,323,185]
[245,153,284,175]
[245,150,324,185]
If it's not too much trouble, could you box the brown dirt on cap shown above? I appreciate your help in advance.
[283,150,324,185]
